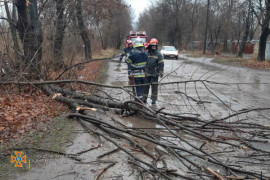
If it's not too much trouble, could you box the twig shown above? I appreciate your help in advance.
[206,168,224,180]
[76,145,100,155]
[128,159,157,180]
[202,108,270,128]
[76,160,117,164]
[97,148,120,159]
[225,176,246,180]
[52,171,76,179]
[94,162,116,180]
[56,58,110,80]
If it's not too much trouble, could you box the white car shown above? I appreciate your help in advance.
[160,46,179,59]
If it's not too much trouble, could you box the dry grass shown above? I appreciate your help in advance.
[213,57,270,70]
[182,50,270,71]
[0,48,116,146]
[182,50,216,58]
[92,48,121,59]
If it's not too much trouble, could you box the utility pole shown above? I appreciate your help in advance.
[203,0,210,54]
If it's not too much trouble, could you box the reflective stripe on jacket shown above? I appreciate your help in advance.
[131,69,145,78]
[145,50,164,77]
[127,49,147,71]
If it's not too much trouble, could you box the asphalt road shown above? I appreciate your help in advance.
[15,54,270,180]
[107,54,270,122]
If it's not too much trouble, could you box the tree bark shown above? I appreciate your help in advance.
[4,1,21,69]
[16,0,43,78]
[238,0,251,58]
[116,26,122,50]
[203,0,210,54]
[76,0,92,61]
[223,36,228,52]
[257,0,270,61]
[97,24,105,50]
[103,19,112,50]
[53,0,66,69]
[175,1,180,49]
[257,28,270,61]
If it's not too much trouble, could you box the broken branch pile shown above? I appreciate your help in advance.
[39,82,270,180]
[2,79,270,179]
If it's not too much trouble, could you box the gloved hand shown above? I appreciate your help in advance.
[160,72,164,78]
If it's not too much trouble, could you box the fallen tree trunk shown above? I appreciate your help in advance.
[2,80,270,179]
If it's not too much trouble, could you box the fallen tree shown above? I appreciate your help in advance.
[1,79,270,179]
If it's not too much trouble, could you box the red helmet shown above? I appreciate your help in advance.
[127,40,133,46]
[149,38,158,46]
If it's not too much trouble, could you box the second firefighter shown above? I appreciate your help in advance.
[127,39,148,100]
[143,38,164,104]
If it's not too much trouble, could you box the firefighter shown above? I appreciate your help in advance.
[120,40,134,61]
[120,40,134,75]
[127,39,148,100]
[143,38,164,105]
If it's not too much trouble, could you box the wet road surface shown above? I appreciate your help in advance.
[105,54,270,176]
[107,54,270,122]
[15,54,270,179]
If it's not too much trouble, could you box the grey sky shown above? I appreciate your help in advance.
[125,0,151,21]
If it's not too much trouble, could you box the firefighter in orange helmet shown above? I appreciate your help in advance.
[143,38,164,104]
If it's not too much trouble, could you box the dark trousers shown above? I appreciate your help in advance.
[143,76,159,100]
[134,77,145,98]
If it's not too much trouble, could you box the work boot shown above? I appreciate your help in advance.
[152,100,156,105]
[141,97,147,104]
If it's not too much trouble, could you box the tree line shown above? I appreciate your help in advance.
[137,0,270,61]
[0,0,132,79]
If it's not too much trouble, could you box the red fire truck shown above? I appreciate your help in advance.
[125,31,149,49]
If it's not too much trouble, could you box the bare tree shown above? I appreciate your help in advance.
[76,0,92,61]
[138,0,256,55]
[15,0,43,78]
[53,0,67,69]
[203,0,210,54]
[168,0,184,49]
[0,0,131,81]
[4,1,20,68]
[238,0,252,57]
[253,0,270,61]
[103,7,131,49]
[92,0,105,50]
[183,0,199,48]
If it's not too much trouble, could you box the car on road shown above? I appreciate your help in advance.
[160,46,179,59]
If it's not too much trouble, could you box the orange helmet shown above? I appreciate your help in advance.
[149,38,158,46]
[127,40,133,46]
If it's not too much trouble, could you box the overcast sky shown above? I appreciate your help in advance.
[0,1,153,26]
[125,0,151,22]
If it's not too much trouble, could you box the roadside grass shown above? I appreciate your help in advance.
[181,50,270,71]
[0,116,75,179]
[92,48,122,59]
[183,50,216,58]
[212,57,247,66]
[0,48,116,149]
[0,48,116,179]
[96,62,108,84]
[92,48,119,84]
[212,56,270,70]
